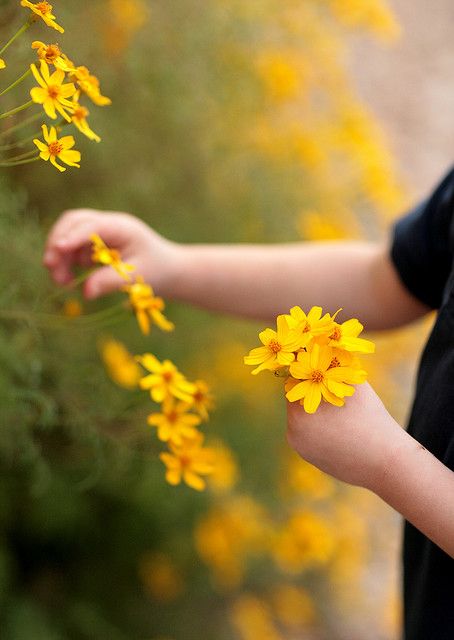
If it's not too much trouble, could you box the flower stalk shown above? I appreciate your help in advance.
[0,21,32,58]
[0,99,34,120]
[0,68,32,98]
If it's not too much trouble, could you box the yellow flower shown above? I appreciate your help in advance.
[0,59,5,69]
[206,440,239,493]
[184,379,214,421]
[272,510,335,574]
[73,65,112,106]
[33,124,80,172]
[69,91,101,143]
[138,552,184,603]
[322,318,376,354]
[21,1,64,33]
[244,315,301,375]
[286,343,367,413]
[284,305,337,347]
[62,298,82,317]
[122,276,174,335]
[147,399,201,445]
[159,432,214,491]
[137,353,196,403]
[31,41,65,66]
[100,338,141,389]
[231,595,283,640]
[270,585,316,628]
[30,60,76,122]
[90,234,135,280]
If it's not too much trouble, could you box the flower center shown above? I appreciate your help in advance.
[74,106,88,120]
[328,357,340,369]
[47,85,60,99]
[180,455,191,468]
[311,370,324,383]
[167,411,178,423]
[36,2,52,14]
[45,45,61,62]
[330,326,342,341]
[48,141,63,156]
[162,371,174,382]
[268,339,281,353]
[302,321,311,333]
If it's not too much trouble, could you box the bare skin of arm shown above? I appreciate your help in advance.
[44,209,429,330]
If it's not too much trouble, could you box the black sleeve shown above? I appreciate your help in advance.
[390,167,454,309]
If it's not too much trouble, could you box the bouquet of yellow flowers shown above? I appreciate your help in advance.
[244,306,375,413]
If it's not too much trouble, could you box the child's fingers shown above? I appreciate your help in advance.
[83,265,125,300]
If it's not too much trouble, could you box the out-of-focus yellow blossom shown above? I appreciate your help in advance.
[138,552,184,602]
[195,496,270,589]
[286,343,367,413]
[33,124,80,172]
[0,59,6,69]
[20,1,64,33]
[328,0,400,40]
[147,399,201,445]
[73,65,112,106]
[320,318,375,353]
[244,314,301,375]
[31,41,65,66]
[283,454,335,500]
[328,503,368,588]
[256,52,307,102]
[269,584,316,628]
[206,440,239,493]
[102,0,149,56]
[231,595,284,640]
[184,379,214,421]
[122,276,174,335]
[100,338,141,389]
[70,91,101,143]
[137,353,196,403]
[297,209,360,241]
[159,432,214,491]
[90,234,135,280]
[62,298,82,318]
[30,61,76,122]
[272,510,335,574]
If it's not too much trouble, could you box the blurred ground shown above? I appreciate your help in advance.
[351,0,454,196]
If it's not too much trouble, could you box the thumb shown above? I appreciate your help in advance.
[83,266,125,299]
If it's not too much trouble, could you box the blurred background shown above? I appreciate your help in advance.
[0,0,452,638]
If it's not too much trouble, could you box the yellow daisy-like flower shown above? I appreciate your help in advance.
[33,124,80,172]
[184,380,215,421]
[73,65,112,106]
[244,314,302,375]
[0,59,6,69]
[159,433,214,491]
[286,344,367,413]
[122,276,174,335]
[284,305,337,348]
[31,41,65,66]
[20,1,64,33]
[69,92,101,143]
[322,318,375,354]
[147,399,202,445]
[90,234,135,281]
[100,338,141,390]
[30,60,76,122]
[137,353,196,403]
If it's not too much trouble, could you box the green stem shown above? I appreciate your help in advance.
[0,155,39,167]
[3,148,37,162]
[0,100,34,120]
[0,302,126,330]
[0,68,32,98]
[0,130,40,151]
[0,111,41,137]
[43,269,97,306]
[0,21,32,57]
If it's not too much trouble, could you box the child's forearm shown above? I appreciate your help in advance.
[372,429,454,559]
[168,241,427,330]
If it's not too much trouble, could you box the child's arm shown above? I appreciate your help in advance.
[44,208,429,330]
[286,383,454,559]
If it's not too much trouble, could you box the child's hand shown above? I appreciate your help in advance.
[43,209,180,299]
[286,382,403,490]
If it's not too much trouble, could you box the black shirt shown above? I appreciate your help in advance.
[391,167,454,640]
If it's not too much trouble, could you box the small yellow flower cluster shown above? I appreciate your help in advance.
[244,306,374,413]
[89,234,215,490]
[0,2,111,171]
